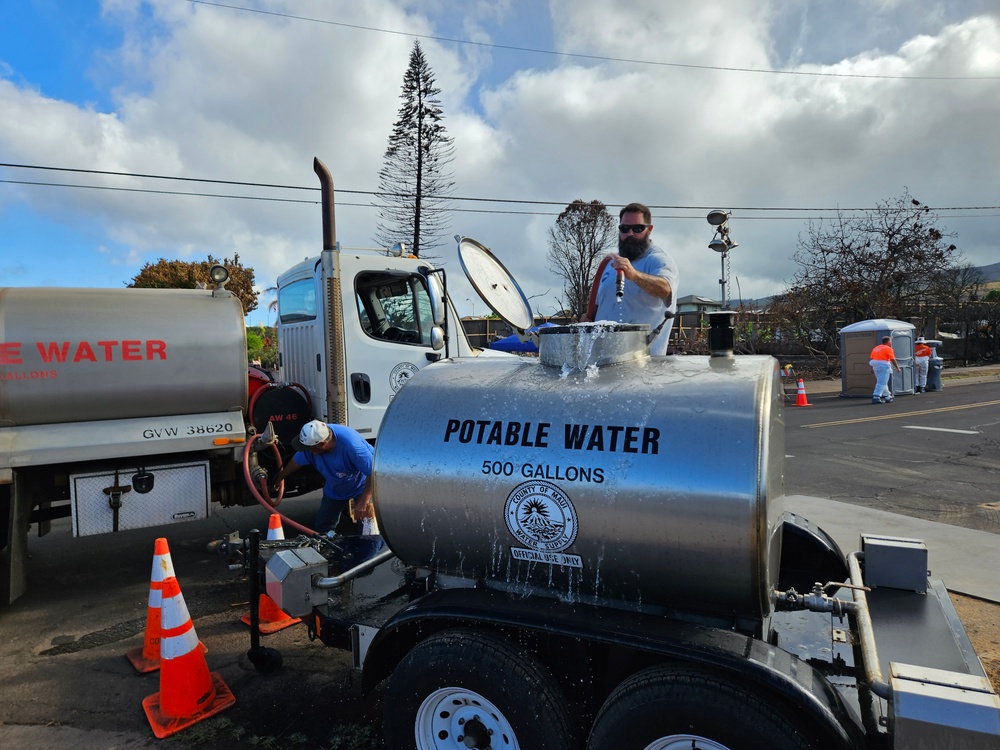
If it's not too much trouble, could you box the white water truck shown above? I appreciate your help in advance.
[0,158,505,608]
[232,238,999,750]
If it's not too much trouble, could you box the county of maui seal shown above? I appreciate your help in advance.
[504,480,578,552]
[389,362,419,393]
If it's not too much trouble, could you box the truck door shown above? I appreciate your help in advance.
[338,254,442,438]
[275,260,328,423]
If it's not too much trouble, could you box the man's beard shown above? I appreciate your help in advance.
[618,234,650,261]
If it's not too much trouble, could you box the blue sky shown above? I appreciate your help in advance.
[2,1,998,326]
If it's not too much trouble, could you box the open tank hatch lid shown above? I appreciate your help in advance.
[457,236,534,334]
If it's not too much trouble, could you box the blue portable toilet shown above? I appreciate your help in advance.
[839,319,915,397]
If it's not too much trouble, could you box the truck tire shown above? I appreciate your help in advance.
[587,665,817,750]
[382,629,577,750]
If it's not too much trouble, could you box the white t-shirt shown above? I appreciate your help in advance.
[594,244,679,356]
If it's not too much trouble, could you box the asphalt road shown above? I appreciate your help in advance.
[784,379,1000,534]
[0,498,374,750]
[2,373,999,749]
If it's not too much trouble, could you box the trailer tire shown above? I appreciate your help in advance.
[382,629,577,750]
[587,665,818,750]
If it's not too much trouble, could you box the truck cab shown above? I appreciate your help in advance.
[275,159,514,441]
[276,246,489,439]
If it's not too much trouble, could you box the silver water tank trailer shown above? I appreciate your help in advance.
[372,323,785,629]
[0,286,247,426]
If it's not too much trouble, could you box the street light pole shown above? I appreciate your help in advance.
[707,210,739,310]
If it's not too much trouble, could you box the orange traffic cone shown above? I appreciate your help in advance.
[239,513,300,633]
[266,513,284,540]
[143,576,235,739]
[126,537,175,673]
[793,378,813,407]
[241,593,302,634]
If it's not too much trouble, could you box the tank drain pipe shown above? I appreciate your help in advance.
[312,548,395,590]
[847,550,893,700]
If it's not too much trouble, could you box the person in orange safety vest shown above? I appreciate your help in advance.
[914,337,933,393]
[869,336,901,404]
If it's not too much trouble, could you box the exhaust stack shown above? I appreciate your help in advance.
[313,158,337,252]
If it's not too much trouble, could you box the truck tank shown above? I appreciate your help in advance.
[0,286,247,426]
[373,323,785,628]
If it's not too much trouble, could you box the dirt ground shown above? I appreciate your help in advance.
[950,593,1000,692]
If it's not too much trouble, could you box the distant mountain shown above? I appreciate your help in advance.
[976,262,1000,284]
[742,263,1000,303]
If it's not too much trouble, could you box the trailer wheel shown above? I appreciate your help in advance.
[382,629,576,750]
[587,666,816,750]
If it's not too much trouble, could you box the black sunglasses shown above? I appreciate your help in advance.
[618,224,648,234]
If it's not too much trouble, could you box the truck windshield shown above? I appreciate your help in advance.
[278,279,317,324]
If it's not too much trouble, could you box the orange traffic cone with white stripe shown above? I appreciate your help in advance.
[241,593,302,634]
[239,513,301,633]
[126,537,175,673]
[143,576,235,739]
[266,513,284,540]
[793,378,812,407]
[127,538,206,673]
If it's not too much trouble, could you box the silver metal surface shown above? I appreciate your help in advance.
[538,323,650,369]
[313,548,395,589]
[265,546,329,617]
[373,350,785,624]
[0,286,247,427]
[457,237,534,332]
[1,411,244,469]
[862,535,928,593]
[350,624,378,670]
[69,460,210,537]
[890,663,1000,748]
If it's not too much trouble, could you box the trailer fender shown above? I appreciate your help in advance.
[779,512,850,593]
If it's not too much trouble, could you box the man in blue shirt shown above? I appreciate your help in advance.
[587,202,679,356]
[272,420,374,535]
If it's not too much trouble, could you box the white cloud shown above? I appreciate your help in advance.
[0,0,997,319]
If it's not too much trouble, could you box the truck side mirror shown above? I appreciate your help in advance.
[425,271,446,327]
[430,326,445,351]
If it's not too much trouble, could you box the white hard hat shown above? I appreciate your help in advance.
[916,337,926,343]
[298,420,332,447]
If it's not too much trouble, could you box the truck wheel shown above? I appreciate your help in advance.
[382,629,577,750]
[587,666,816,750]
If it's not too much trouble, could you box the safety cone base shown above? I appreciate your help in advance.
[126,645,161,674]
[241,593,302,634]
[240,612,302,634]
[143,671,235,739]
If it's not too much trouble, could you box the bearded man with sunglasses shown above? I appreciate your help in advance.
[583,202,679,355]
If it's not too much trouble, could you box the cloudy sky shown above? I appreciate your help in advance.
[1,0,998,325]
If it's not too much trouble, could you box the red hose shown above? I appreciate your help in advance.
[241,433,318,537]
[584,255,612,322]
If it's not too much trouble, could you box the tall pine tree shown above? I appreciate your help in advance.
[373,41,455,259]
